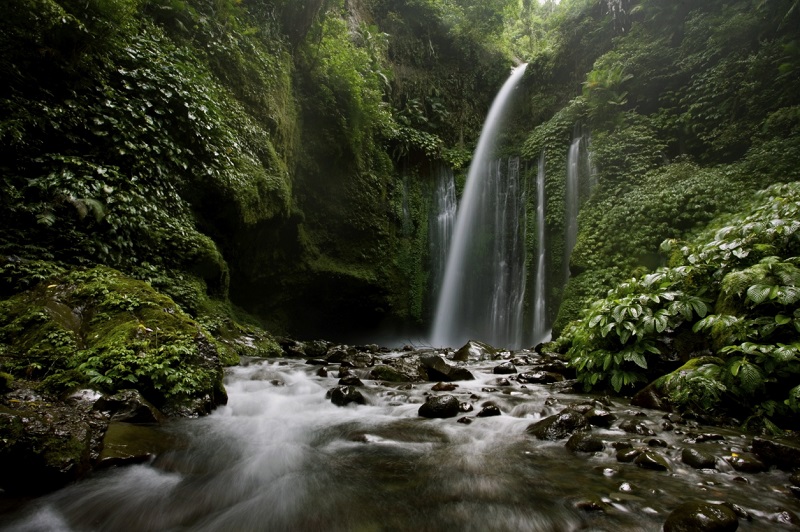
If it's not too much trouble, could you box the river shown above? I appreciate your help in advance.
[2,355,797,531]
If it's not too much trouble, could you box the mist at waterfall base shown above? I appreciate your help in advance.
[431,64,542,350]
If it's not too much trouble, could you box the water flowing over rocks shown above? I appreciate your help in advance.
[3,339,800,530]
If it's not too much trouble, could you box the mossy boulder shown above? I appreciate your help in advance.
[0,266,227,416]
[0,402,96,495]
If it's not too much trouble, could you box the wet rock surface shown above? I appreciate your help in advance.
[663,501,739,531]
[418,395,460,418]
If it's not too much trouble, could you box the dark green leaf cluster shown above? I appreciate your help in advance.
[564,182,800,430]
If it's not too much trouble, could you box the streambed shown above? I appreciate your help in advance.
[2,355,798,531]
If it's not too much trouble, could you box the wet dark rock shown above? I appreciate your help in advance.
[517,371,563,384]
[723,453,766,473]
[663,501,739,531]
[306,358,328,365]
[305,340,331,358]
[0,407,94,495]
[696,433,725,443]
[316,367,328,377]
[752,436,800,471]
[770,509,800,526]
[526,410,589,441]
[420,355,474,381]
[92,390,164,424]
[575,498,609,513]
[584,407,616,428]
[634,450,670,471]
[619,420,657,436]
[616,448,642,463]
[97,422,178,468]
[459,402,474,413]
[452,340,497,362]
[476,405,501,417]
[338,367,353,378]
[432,382,458,391]
[613,441,634,450]
[721,502,752,522]
[566,432,604,453]
[493,361,517,375]
[481,387,497,393]
[279,338,307,357]
[418,395,460,419]
[367,362,419,383]
[269,379,285,387]
[682,447,717,469]
[325,345,357,362]
[511,355,533,366]
[328,386,366,407]
[493,378,512,386]
[338,375,363,386]
[457,416,473,425]
[647,438,668,448]
[536,360,575,378]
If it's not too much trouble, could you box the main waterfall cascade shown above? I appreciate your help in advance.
[430,71,596,349]
[431,64,530,349]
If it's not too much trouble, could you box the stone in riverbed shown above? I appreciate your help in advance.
[526,410,589,441]
[420,355,474,381]
[663,501,739,531]
[476,405,501,417]
[681,447,717,469]
[432,382,458,391]
[92,389,164,424]
[97,422,179,468]
[616,448,642,463]
[338,375,364,386]
[566,432,604,453]
[723,453,766,473]
[328,386,366,407]
[451,340,497,362]
[584,407,616,428]
[517,371,562,384]
[493,361,517,375]
[418,395,460,418]
[752,436,800,470]
[618,419,656,436]
[634,450,670,471]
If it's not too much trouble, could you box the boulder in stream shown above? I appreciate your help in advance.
[418,395,460,418]
[420,355,474,381]
[681,447,717,470]
[752,436,800,470]
[328,386,366,407]
[451,340,497,362]
[493,361,517,375]
[566,432,605,453]
[663,501,739,531]
[97,422,179,467]
[92,389,164,424]
[526,410,589,440]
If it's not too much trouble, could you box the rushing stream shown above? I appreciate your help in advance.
[3,355,799,531]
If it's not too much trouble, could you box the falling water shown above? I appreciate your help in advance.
[431,64,528,349]
[429,165,457,302]
[564,136,581,281]
[532,154,548,345]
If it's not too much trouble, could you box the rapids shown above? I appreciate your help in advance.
[2,356,798,531]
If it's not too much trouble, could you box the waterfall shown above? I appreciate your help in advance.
[429,165,457,302]
[532,153,548,345]
[431,64,528,349]
[564,136,581,280]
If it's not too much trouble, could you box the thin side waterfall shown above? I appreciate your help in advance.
[564,136,581,281]
[429,165,457,302]
[431,64,528,349]
[532,153,548,345]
